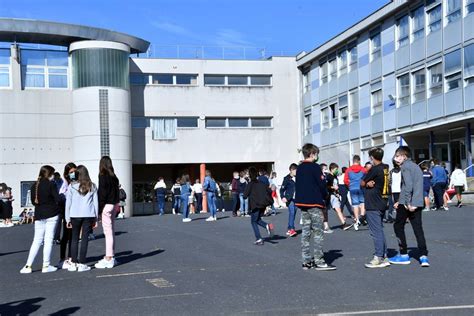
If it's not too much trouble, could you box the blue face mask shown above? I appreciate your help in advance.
[69,172,76,180]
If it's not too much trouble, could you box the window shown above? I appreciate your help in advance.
[428,63,443,96]
[397,15,409,48]
[398,74,410,107]
[177,117,198,128]
[21,49,68,89]
[348,42,358,71]
[329,103,337,124]
[373,136,384,146]
[370,31,381,61]
[228,118,249,127]
[464,44,474,79]
[371,89,383,114]
[468,0,474,15]
[228,75,248,85]
[0,49,10,87]
[339,94,349,124]
[329,57,337,80]
[445,49,461,75]
[132,117,149,129]
[304,113,311,136]
[303,71,311,93]
[446,0,461,23]
[205,118,226,128]
[48,68,68,88]
[176,74,197,85]
[130,73,149,85]
[152,74,173,85]
[250,118,272,127]
[412,69,426,102]
[339,50,347,75]
[446,73,462,91]
[320,61,328,84]
[412,7,425,41]
[204,75,225,85]
[321,107,330,130]
[428,5,442,33]
[23,66,45,88]
[151,118,177,140]
[349,89,359,121]
[250,75,271,86]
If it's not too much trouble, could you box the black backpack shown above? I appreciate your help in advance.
[119,188,127,201]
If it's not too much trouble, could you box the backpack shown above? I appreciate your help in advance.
[119,188,127,201]
[381,165,390,210]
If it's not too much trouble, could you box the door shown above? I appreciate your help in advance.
[432,143,450,171]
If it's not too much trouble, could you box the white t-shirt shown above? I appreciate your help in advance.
[391,171,401,193]
[193,183,203,194]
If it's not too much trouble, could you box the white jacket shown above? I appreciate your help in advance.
[449,169,468,189]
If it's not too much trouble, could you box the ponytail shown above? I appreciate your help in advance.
[34,165,55,205]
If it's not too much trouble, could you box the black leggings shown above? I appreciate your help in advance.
[70,218,94,264]
[60,217,72,260]
[393,205,428,257]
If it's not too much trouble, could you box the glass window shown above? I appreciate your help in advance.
[320,61,328,84]
[445,49,461,74]
[371,89,383,113]
[176,74,197,85]
[348,43,357,71]
[151,118,176,140]
[250,75,271,86]
[330,103,337,122]
[130,73,149,85]
[303,71,311,93]
[339,107,349,124]
[397,15,409,48]
[428,63,443,97]
[0,66,9,87]
[468,0,474,15]
[321,107,330,129]
[349,90,359,121]
[428,5,442,33]
[152,74,173,85]
[398,74,410,107]
[370,32,381,60]
[329,58,337,80]
[228,118,249,127]
[48,68,68,88]
[446,0,461,23]
[22,66,45,88]
[466,77,474,85]
[339,50,347,75]
[412,7,425,40]
[21,50,46,66]
[251,118,272,127]
[228,76,248,85]
[132,117,149,128]
[204,75,225,85]
[46,51,68,67]
[412,69,426,102]
[205,118,226,128]
[446,73,462,91]
[464,44,474,78]
[0,48,10,64]
[177,117,198,128]
[304,113,311,136]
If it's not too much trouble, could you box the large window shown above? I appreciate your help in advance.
[250,75,271,86]
[177,117,198,128]
[321,107,330,130]
[446,0,461,23]
[428,63,443,96]
[349,89,359,121]
[412,7,425,41]
[204,75,225,85]
[370,30,381,61]
[228,117,250,127]
[465,44,474,85]
[228,75,248,85]
[205,117,272,128]
[152,74,173,85]
[151,118,177,140]
[468,0,474,15]
[304,113,311,136]
[329,57,337,81]
[21,49,68,89]
[412,69,426,102]
[445,49,461,92]
[397,15,409,48]
[338,50,347,75]
[348,42,358,72]
[398,74,410,107]
[204,74,271,87]
[320,61,328,84]
[0,49,10,87]
[338,94,349,125]
[371,84,383,114]
[176,74,197,85]
[428,5,442,33]
[130,73,150,85]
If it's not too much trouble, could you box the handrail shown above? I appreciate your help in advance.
[417,159,431,166]
[464,164,474,174]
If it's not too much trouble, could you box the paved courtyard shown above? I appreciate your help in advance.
[0,206,473,315]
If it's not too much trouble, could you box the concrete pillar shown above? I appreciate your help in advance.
[466,123,473,177]
[429,131,435,160]
[200,163,207,212]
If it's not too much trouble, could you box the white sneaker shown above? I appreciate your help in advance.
[4,222,14,227]
[221,209,226,213]
[182,218,192,223]
[77,264,91,272]
[59,260,72,270]
[354,221,359,231]
[20,266,32,274]
[68,263,78,272]
[117,213,124,219]
[42,265,58,273]
[172,208,176,214]
[0,222,6,228]
[213,216,217,221]
[94,258,115,269]
[205,216,214,222]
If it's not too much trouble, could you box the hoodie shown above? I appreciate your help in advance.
[65,183,99,223]
[449,169,468,189]
[344,164,367,191]
[154,180,167,195]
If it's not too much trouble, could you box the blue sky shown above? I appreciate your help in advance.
[0,0,388,56]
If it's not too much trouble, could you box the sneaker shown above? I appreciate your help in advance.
[286,230,292,236]
[213,216,217,221]
[302,261,314,270]
[77,264,91,272]
[457,201,463,208]
[182,218,192,223]
[117,213,124,219]
[314,263,337,271]
[42,265,58,273]
[323,228,333,234]
[172,208,176,214]
[388,254,410,265]
[94,258,115,269]
[430,207,438,211]
[266,223,274,237]
[244,214,250,218]
[443,206,449,211]
[254,239,264,245]
[20,265,32,274]
[59,259,72,270]
[342,222,354,231]
[420,256,430,267]
[68,263,78,272]
[360,217,368,226]
[205,216,214,222]
[222,208,226,213]
[422,208,430,212]
[354,221,360,231]
[289,229,298,237]
[365,256,390,268]
[54,239,61,245]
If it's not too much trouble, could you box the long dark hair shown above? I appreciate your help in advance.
[248,167,258,181]
[63,162,77,184]
[76,165,93,195]
[99,156,116,177]
[180,174,190,185]
[35,165,55,204]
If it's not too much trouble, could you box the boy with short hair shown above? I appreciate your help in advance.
[295,143,336,271]
[390,146,429,267]
[280,163,298,237]
[344,155,367,230]
[326,163,353,231]
[361,148,390,268]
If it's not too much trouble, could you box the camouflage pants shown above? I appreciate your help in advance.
[300,207,325,265]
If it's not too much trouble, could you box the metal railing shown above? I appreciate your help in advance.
[464,164,474,174]
[417,159,431,166]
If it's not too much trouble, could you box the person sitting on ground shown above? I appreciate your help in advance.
[449,165,468,208]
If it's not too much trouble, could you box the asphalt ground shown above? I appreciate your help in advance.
[0,205,473,316]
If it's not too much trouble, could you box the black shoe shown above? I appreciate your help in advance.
[314,263,337,271]
[302,261,314,270]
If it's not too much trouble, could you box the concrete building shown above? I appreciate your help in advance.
[298,0,474,173]
[0,19,300,216]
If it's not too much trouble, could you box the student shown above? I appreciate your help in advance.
[192,179,203,213]
[295,143,336,271]
[0,183,14,227]
[326,163,353,231]
[344,155,367,230]
[390,146,429,267]
[231,172,240,217]
[238,171,249,217]
[269,172,282,208]
[421,164,432,212]
[365,161,373,172]
[319,163,332,234]
[337,167,354,218]
[216,182,225,212]
[243,167,274,245]
[171,178,181,215]
[203,170,218,222]
[180,174,192,222]
[95,156,120,269]
[449,165,468,208]
[65,165,98,272]
[361,148,390,268]
[430,159,448,211]
[258,169,270,187]
[117,184,127,219]
[20,165,60,274]
[280,163,298,237]
[387,160,401,222]
[154,178,167,216]
[270,184,278,216]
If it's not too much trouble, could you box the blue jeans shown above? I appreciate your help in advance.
[207,192,217,217]
[287,201,296,230]
[181,196,189,219]
[173,196,181,213]
[239,193,248,214]
[157,194,166,215]
[250,209,267,240]
[366,210,387,258]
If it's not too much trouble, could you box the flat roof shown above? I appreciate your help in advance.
[0,18,150,53]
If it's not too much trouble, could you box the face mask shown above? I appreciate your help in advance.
[69,172,76,180]
[314,157,319,163]
[333,170,339,176]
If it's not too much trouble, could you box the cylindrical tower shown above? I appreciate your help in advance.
[70,40,133,217]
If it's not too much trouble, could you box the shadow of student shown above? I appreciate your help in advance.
[0,250,28,257]
[49,307,81,315]
[264,234,286,244]
[115,249,165,265]
[0,297,45,315]
[324,249,343,265]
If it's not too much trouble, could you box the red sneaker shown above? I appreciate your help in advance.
[289,229,298,237]
[286,230,292,236]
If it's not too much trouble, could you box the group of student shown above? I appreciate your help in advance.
[0,183,14,227]
[19,156,122,274]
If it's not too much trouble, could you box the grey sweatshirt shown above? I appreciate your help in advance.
[399,159,424,208]
[65,183,99,223]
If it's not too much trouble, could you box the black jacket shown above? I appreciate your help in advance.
[279,174,296,204]
[98,175,120,212]
[30,179,60,220]
[243,180,272,211]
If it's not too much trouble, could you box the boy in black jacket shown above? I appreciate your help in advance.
[280,163,298,237]
[295,143,336,271]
